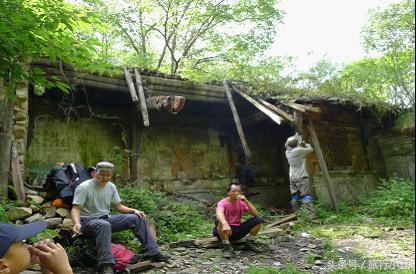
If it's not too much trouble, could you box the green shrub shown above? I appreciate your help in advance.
[117,185,212,243]
[358,178,415,224]
[0,198,20,222]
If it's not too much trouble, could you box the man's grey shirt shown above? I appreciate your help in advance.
[285,144,314,182]
[72,179,121,218]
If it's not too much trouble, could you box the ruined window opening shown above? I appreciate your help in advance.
[319,131,352,170]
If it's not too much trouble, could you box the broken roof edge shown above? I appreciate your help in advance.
[32,58,395,117]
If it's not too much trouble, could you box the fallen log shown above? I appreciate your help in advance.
[266,213,297,228]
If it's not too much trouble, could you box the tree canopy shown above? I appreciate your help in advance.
[0,0,106,92]
[0,0,414,110]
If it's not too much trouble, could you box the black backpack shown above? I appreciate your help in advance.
[43,163,92,204]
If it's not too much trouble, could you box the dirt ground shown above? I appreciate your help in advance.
[22,227,415,274]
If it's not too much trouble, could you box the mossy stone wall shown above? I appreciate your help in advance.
[26,116,126,179]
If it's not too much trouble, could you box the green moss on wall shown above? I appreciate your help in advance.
[137,128,229,182]
[26,116,126,179]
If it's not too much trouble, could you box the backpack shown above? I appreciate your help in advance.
[81,244,139,272]
[111,243,140,272]
[43,163,92,205]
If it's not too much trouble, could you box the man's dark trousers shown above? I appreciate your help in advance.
[80,214,159,268]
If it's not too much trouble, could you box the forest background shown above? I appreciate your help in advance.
[0,0,414,111]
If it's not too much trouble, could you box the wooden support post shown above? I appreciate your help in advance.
[124,68,139,103]
[223,80,251,163]
[130,119,138,180]
[232,87,284,125]
[134,68,150,127]
[294,110,304,134]
[307,120,338,212]
[11,144,25,201]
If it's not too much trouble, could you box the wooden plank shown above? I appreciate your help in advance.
[145,84,225,98]
[124,68,139,103]
[257,99,295,123]
[223,80,251,163]
[294,110,304,134]
[232,87,284,125]
[11,144,25,201]
[127,260,153,272]
[266,213,297,228]
[286,102,312,113]
[134,69,150,127]
[194,236,221,248]
[307,121,338,212]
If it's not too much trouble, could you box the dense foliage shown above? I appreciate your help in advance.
[0,0,107,93]
[116,186,212,244]
[313,178,415,227]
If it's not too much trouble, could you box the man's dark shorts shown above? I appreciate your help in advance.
[213,216,263,241]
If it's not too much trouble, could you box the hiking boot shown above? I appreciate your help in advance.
[143,252,171,262]
[243,240,263,253]
[98,264,114,274]
[222,243,235,259]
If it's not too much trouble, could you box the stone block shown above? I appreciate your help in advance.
[46,218,62,228]
[56,208,71,218]
[7,207,32,221]
[13,126,26,139]
[27,195,44,204]
[61,218,74,230]
[25,213,44,223]
[44,206,57,218]
[259,227,286,238]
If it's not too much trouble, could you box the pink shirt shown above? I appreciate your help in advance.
[217,198,249,226]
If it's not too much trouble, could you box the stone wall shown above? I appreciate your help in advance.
[313,171,380,206]
[305,117,380,206]
[26,98,290,206]
[377,134,415,181]
[12,82,30,175]
[26,115,127,179]
[136,127,231,199]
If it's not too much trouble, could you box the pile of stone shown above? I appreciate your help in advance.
[6,191,74,231]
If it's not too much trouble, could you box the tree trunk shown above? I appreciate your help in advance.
[0,81,13,198]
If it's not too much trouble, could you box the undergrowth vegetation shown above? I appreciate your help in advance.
[114,185,213,246]
[292,178,415,238]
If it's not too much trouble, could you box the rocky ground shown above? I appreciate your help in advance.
[22,227,415,274]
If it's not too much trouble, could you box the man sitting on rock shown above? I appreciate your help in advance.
[71,161,170,274]
[214,182,263,258]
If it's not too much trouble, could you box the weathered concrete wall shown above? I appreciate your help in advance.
[313,171,380,206]
[306,113,380,206]
[26,115,127,179]
[377,134,415,181]
[136,127,230,194]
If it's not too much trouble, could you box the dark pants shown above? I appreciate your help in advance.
[213,216,263,241]
[80,214,159,268]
